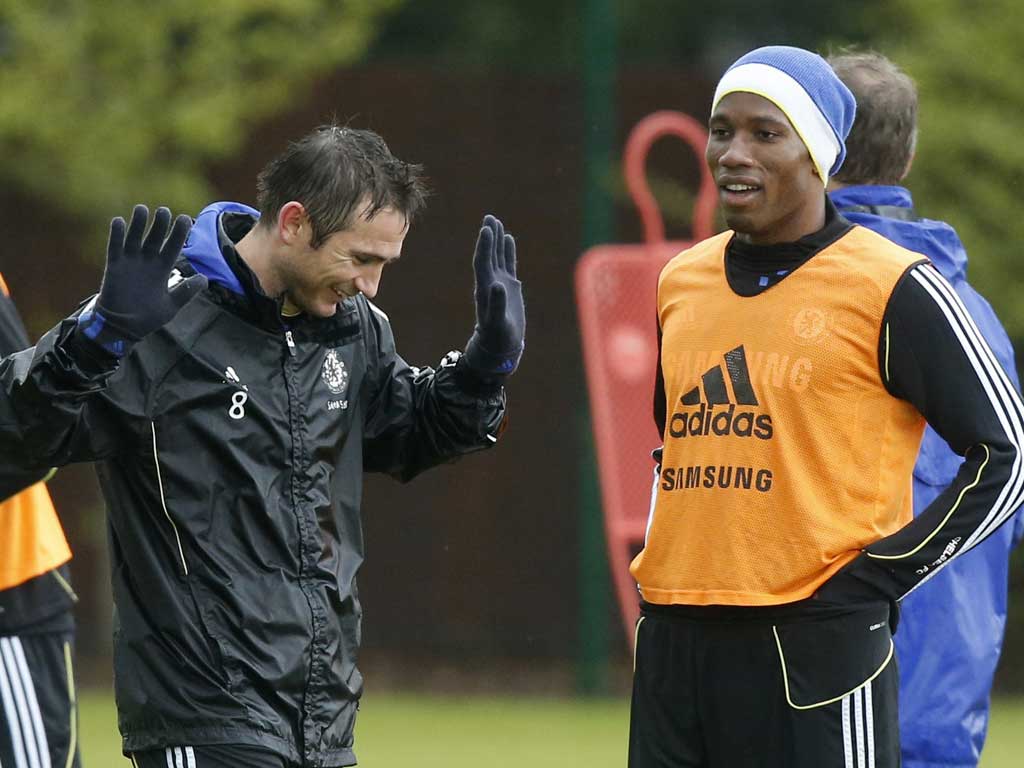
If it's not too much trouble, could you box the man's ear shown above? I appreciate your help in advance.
[278,201,309,246]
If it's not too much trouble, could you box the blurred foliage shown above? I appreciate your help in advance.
[367,0,581,71]
[865,0,1024,337]
[366,0,872,73]
[616,0,872,74]
[0,0,402,232]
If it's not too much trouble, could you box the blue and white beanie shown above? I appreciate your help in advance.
[712,45,857,183]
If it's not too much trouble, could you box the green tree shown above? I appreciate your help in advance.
[0,0,401,228]
[874,0,1024,336]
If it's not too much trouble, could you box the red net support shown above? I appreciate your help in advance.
[575,111,717,647]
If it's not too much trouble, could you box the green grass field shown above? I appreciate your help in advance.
[79,689,1024,766]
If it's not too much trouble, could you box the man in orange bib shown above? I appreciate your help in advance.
[628,45,1024,768]
[0,274,80,768]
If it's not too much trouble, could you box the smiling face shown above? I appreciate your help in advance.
[278,203,408,318]
[706,91,825,245]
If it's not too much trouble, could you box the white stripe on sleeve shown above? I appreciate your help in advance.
[912,264,1024,545]
[878,264,1024,597]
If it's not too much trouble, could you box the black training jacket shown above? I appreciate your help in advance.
[0,204,506,766]
[0,273,75,635]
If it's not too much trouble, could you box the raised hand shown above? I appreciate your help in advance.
[78,205,206,356]
[464,214,525,377]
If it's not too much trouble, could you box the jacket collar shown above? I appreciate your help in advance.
[727,194,852,266]
[181,201,362,339]
[829,185,969,283]
[182,201,257,296]
[829,184,912,210]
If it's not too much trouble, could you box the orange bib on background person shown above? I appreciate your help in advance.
[630,227,927,606]
[0,481,71,591]
[0,271,72,592]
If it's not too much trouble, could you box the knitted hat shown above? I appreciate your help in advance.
[711,46,856,183]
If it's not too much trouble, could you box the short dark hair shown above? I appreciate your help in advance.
[256,124,428,247]
[828,52,918,185]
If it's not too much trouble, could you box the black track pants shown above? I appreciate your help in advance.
[0,632,80,768]
[131,744,289,768]
[629,602,900,767]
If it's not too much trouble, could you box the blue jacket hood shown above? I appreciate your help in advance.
[829,185,968,284]
[182,201,261,296]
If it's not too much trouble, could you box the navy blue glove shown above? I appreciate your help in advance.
[77,205,205,356]
[464,215,525,377]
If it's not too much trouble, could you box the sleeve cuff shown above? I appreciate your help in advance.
[453,354,507,397]
[65,325,122,377]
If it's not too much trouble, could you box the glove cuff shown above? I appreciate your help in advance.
[64,323,122,375]
[464,334,523,377]
[76,304,141,357]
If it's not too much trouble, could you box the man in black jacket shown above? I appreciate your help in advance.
[0,125,524,768]
[0,275,81,768]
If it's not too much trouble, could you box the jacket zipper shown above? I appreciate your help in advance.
[150,422,189,577]
[280,324,318,735]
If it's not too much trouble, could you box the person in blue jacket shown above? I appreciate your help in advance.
[828,50,1023,768]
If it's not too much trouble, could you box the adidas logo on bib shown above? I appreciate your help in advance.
[669,345,774,440]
